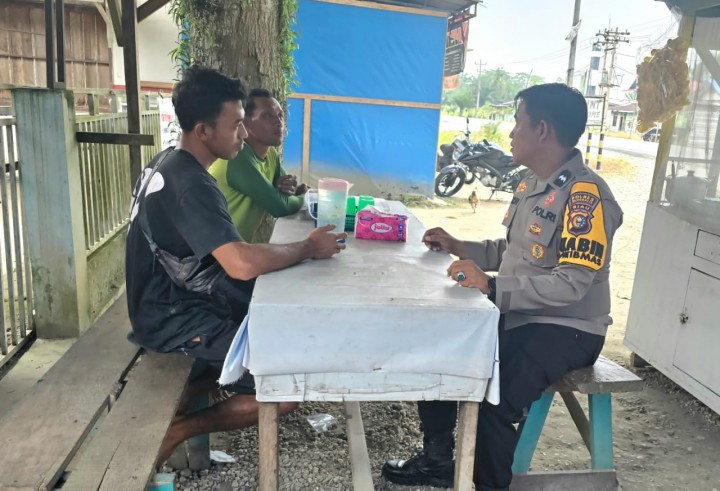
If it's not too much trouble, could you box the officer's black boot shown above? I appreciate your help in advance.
[381,432,455,488]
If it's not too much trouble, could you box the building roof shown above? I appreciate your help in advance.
[609,101,638,113]
[659,0,720,16]
[367,0,481,14]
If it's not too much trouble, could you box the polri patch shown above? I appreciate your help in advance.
[531,243,545,259]
[516,181,528,193]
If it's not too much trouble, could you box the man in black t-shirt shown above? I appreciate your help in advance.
[125,66,347,465]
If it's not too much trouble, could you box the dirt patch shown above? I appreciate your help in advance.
[182,150,720,491]
[407,150,720,490]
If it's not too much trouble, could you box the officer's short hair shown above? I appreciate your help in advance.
[515,83,587,148]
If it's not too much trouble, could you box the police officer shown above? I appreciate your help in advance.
[382,83,623,491]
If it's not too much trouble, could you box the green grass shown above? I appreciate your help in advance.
[438,124,511,151]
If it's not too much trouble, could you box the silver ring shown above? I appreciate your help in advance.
[456,271,466,282]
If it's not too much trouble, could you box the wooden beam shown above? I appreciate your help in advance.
[313,0,447,17]
[301,98,311,183]
[44,0,56,88]
[454,402,479,491]
[289,92,442,110]
[137,0,170,22]
[107,0,124,47]
[344,402,374,491]
[258,402,279,491]
[122,0,143,182]
[76,131,155,146]
[559,391,591,452]
[56,0,66,85]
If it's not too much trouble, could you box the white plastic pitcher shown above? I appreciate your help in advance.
[317,178,350,232]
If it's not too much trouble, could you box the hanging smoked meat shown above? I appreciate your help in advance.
[636,36,690,133]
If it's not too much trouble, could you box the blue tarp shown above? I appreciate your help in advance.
[284,0,447,196]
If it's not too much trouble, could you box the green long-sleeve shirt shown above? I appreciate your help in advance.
[208,145,303,243]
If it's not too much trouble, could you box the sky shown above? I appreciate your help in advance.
[463,0,679,89]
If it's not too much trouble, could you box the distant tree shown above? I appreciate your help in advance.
[442,69,546,114]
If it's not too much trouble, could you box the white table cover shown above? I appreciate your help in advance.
[246,202,500,403]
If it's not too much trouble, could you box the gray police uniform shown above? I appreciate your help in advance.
[464,149,623,336]
[398,150,624,491]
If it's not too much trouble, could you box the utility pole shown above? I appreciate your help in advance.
[475,59,484,109]
[595,28,630,132]
[566,0,582,86]
[594,27,630,170]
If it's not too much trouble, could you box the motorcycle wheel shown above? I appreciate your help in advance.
[435,170,465,197]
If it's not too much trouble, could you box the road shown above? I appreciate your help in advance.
[585,135,659,160]
[439,115,659,160]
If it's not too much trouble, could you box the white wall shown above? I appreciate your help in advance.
[111,5,179,88]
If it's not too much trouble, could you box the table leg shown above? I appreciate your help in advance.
[454,401,479,490]
[258,402,279,491]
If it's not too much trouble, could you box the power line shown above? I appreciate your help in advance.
[595,28,631,133]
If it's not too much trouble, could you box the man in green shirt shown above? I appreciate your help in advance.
[209,89,308,243]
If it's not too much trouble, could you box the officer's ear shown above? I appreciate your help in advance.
[537,120,556,144]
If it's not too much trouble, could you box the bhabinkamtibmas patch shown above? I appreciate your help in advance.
[559,181,607,270]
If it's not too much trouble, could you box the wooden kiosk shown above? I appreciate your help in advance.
[625,3,720,415]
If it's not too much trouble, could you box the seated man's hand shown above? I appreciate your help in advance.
[447,259,491,294]
[307,224,347,259]
[277,174,298,195]
[295,183,309,196]
[422,227,467,257]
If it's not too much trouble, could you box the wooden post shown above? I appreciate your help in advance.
[122,0,142,183]
[12,88,89,338]
[258,402,279,491]
[88,94,100,115]
[454,401,479,491]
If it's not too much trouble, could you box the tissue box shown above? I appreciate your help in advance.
[355,207,408,242]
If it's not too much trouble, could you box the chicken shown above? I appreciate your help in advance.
[468,189,479,213]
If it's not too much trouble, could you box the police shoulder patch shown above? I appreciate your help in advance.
[558,181,607,271]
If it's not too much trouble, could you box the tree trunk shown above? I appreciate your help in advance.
[185,0,291,242]
[186,0,286,99]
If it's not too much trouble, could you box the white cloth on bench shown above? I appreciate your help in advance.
[219,315,250,386]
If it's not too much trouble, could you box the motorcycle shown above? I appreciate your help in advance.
[435,132,530,199]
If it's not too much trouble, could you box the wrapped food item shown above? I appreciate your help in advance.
[636,36,690,133]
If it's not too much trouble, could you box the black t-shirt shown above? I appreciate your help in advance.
[125,149,243,351]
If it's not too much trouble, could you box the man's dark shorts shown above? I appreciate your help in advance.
[171,319,255,395]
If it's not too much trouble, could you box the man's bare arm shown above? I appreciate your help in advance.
[212,224,346,280]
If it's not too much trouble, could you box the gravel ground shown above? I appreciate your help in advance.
[178,148,720,490]
[172,401,435,491]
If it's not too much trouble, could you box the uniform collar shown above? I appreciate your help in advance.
[548,149,587,190]
[527,149,586,197]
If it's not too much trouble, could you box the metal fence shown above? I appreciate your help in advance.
[0,117,34,364]
[76,111,161,252]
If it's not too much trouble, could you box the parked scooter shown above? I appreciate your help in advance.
[435,119,529,199]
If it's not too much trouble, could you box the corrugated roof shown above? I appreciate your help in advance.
[659,0,720,16]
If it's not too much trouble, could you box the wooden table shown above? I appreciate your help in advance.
[248,202,500,490]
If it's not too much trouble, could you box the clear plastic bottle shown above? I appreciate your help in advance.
[316,178,349,232]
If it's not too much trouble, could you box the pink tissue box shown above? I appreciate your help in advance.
[354,207,408,242]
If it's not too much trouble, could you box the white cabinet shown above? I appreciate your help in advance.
[673,269,720,397]
[625,204,720,414]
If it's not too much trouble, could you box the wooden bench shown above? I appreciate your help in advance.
[0,295,205,491]
[511,355,644,491]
